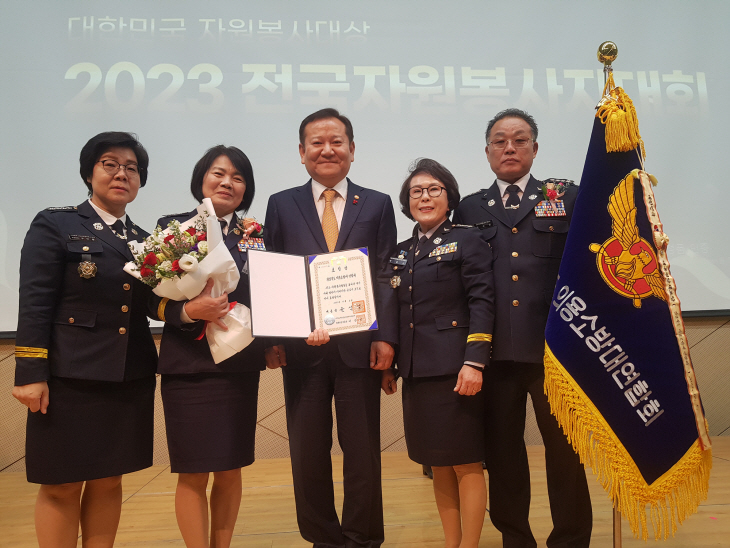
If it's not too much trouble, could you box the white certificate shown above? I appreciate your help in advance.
[247,247,378,338]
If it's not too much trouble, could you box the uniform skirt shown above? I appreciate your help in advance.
[25,375,155,485]
[161,371,260,473]
[402,374,485,467]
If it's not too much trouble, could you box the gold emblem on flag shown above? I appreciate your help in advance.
[589,172,666,308]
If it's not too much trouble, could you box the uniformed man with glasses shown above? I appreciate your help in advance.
[453,109,593,548]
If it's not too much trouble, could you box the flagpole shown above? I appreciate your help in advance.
[598,40,622,548]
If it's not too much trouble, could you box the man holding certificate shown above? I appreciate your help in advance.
[263,108,398,548]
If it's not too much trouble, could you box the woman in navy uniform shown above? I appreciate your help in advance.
[382,158,495,548]
[156,145,266,548]
[11,132,193,547]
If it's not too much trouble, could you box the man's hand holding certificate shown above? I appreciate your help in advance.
[247,247,378,338]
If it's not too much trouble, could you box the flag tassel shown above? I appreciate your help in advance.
[544,344,712,540]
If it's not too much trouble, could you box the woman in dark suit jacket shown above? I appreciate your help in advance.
[156,145,266,548]
[12,132,192,547]
[382,158,495,548]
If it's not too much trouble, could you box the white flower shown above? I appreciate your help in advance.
[159,260,172,272]
[197,241,208,254]
[178,254,199,272]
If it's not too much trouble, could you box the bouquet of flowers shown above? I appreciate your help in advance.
[124,198,254,363]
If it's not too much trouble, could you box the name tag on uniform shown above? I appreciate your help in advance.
[428,242,457,257]
[535,200,566,217]
[238,237,266,251]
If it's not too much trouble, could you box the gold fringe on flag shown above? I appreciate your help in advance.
[544,344,712,540]
[596,70,646,158]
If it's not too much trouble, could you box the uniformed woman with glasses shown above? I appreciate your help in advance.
[11,132,216,548]
[382,158,495,548]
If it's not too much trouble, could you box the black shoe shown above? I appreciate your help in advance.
[422,465,433,479]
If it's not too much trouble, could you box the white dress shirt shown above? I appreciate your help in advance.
[88,199,127,236]
[496,173,531,206]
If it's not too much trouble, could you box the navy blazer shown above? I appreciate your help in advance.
[392,221,495,378]
[156,211,266,374]
[14,201,186,386]
[263,179,398,368]
[453,176,578,364]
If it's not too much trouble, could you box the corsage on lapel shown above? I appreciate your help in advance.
[536,178,573,217]
[235,218,266,251]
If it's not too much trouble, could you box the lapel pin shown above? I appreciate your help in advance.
[528,194,538,200]
[433,237,442,245]
[93,222,103,231]
[353,194,359,205]
[488,199,495,206]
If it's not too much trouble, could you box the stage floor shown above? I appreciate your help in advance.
[1,438,727,547]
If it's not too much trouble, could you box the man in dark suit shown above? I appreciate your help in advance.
[453,109,593,548]
[263,108,398,548]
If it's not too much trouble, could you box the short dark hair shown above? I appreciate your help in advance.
[79,131,149,195]
[299,108,354,145]
[190,145,256,213]
[485,108,538,144]
[398,158,461,221]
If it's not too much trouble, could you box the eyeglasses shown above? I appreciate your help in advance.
[409,185,446,199]
[97,159,141,177]
[487,138,534,150]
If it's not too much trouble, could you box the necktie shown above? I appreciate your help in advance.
[110,219,126,240]
[322,189,339,252]
[505,184,521,209]
[219,219,228,235]
[415,235,428,256]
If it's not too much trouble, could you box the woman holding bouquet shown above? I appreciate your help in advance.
[11,131,193,547]
[156,145,266,548]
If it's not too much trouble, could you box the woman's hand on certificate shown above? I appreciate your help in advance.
[12,381,49,413]
[305,328,330,346]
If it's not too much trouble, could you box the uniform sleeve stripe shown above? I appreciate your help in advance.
[15,347,48,359]
[466,334,493,343]
[158,298,169,323]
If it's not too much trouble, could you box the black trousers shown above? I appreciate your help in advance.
[484,361,592,548]
[283,346,383,548]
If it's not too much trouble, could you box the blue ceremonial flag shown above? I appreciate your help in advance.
[543,72,711,540]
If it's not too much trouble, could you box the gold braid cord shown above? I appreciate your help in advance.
[596,71,646,157]
[544,345,711,540]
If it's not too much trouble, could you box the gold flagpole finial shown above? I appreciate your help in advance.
[597,41,618,67]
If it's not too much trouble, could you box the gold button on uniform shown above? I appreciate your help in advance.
[409,285,412,291]
[121,305,129,312]
[451,320,457,327]
[549,226,555,231]
[393,266,397,270]
[119,327,127,334]
[436,257,442,261]
[511,227,518,234]
[409,269,412,274]
[409,323,414,328]
[512,300,519,307]
[82,246,90,251]
[68,318,74,324]
[512,252,519,257]
[512,275,519,281]
[409,304,413,310]
[123,283,131,290]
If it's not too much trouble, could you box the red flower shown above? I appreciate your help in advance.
[143,252,157,266]
[186,227,197,236]
[164,234,175,243]
[197,233,206,241]
[546,189,558,200]
[140,266,154,277]
[171,260,181,272]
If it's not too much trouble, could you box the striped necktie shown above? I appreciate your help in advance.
[322,189,339,252]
